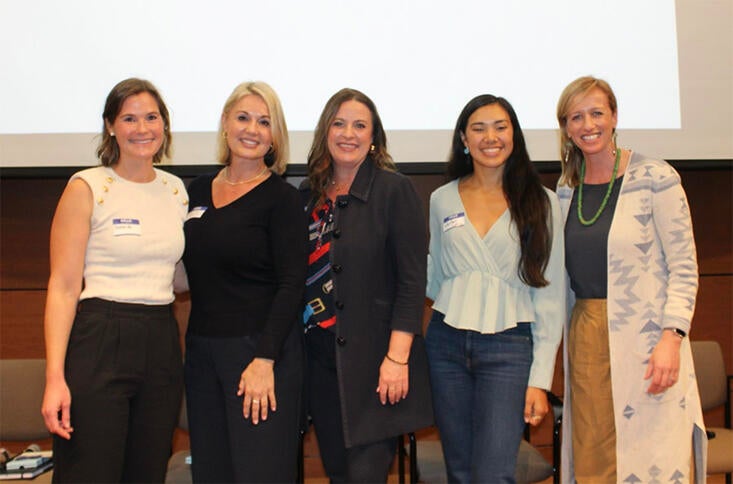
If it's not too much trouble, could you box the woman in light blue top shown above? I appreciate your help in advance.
[425,94,565,483]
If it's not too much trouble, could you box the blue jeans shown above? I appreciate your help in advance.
[425,311,532,484]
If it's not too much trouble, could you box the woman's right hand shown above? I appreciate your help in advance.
[237,358,276,425]
[41,377,73,439]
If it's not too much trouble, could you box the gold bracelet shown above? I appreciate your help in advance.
[385,354,409,366]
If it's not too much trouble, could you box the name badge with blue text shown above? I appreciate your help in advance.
[443,212,466,232]
[186,206,208,221]
[112,218,142,236]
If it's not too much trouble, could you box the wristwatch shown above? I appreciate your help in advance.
[664,327,686,339]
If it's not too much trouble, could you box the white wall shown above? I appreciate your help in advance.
[0,0,730,167]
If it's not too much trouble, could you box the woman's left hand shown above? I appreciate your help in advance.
[377,357,409,405]
[524,386,549,427]
[237,357,276,424]
[644,330,682,394]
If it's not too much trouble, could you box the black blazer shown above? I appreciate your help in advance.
[300,158,434,447]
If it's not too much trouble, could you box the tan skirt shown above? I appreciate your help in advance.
[568,299,617,483]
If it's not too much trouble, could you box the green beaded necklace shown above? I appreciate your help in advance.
[577,148,621,226]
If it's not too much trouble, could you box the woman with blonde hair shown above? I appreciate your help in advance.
[556,75,706,483]
[182,81,307,482]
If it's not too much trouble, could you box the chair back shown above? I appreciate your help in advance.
[0,359,50,441]
[690,341,727,411]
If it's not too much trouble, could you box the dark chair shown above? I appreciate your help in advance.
[0,359,53,483]
[396,391,563,484]
[297,391,563,483]
[515,391,563,484]
[297,425,417,483]
[164,397,191,484]
[396,432,417,483]
[690,340,733,484]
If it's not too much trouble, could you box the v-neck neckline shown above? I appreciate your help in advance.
[455,180,509,240]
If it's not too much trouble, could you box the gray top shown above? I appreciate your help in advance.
[564,176,623,298]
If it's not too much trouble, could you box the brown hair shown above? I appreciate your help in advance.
[306,88,395,201]
[97,78,172,166]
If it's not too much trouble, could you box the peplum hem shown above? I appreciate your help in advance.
[433,271,536,333]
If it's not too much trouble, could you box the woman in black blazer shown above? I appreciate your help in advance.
[300,88,433,483]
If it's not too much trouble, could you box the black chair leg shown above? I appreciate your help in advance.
[553,419,561,484]
[397,433,418,484]
[297,430,305,484]
[398,434,406,484]
[409,432,418,484]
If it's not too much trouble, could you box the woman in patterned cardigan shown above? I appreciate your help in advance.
[556,76,706,484]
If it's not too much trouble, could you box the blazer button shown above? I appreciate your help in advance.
[337,199,349,208]
[335,301,344,310]
[332,264,343,273]
[336,336,346,346]
[333,228,341,239]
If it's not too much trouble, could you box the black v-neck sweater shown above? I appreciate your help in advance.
[183,172,308,359]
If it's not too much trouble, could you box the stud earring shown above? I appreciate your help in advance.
[370,144,375,152]
[110,132,115,137]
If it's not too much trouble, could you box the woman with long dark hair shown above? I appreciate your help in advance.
[426,94,565,483]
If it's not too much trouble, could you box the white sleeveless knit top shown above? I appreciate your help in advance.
[72,166,188,304]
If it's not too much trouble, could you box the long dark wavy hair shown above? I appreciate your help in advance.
[447,94,552,287]
[307,88,395,202]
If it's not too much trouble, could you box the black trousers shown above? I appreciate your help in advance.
[306,328,396,483]
[53,298,183,483]
[184,326,303,483]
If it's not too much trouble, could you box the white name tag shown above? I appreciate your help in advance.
[186,206,207,220]
[112,218,142,236]
[442,212,466,232]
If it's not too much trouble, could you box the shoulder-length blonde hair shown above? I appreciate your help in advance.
[556,76,617,187]
[97,78,172,166]
[307,88,395,201]
[216,81,290,175]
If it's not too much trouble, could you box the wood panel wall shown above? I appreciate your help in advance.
[1,162,731,470]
